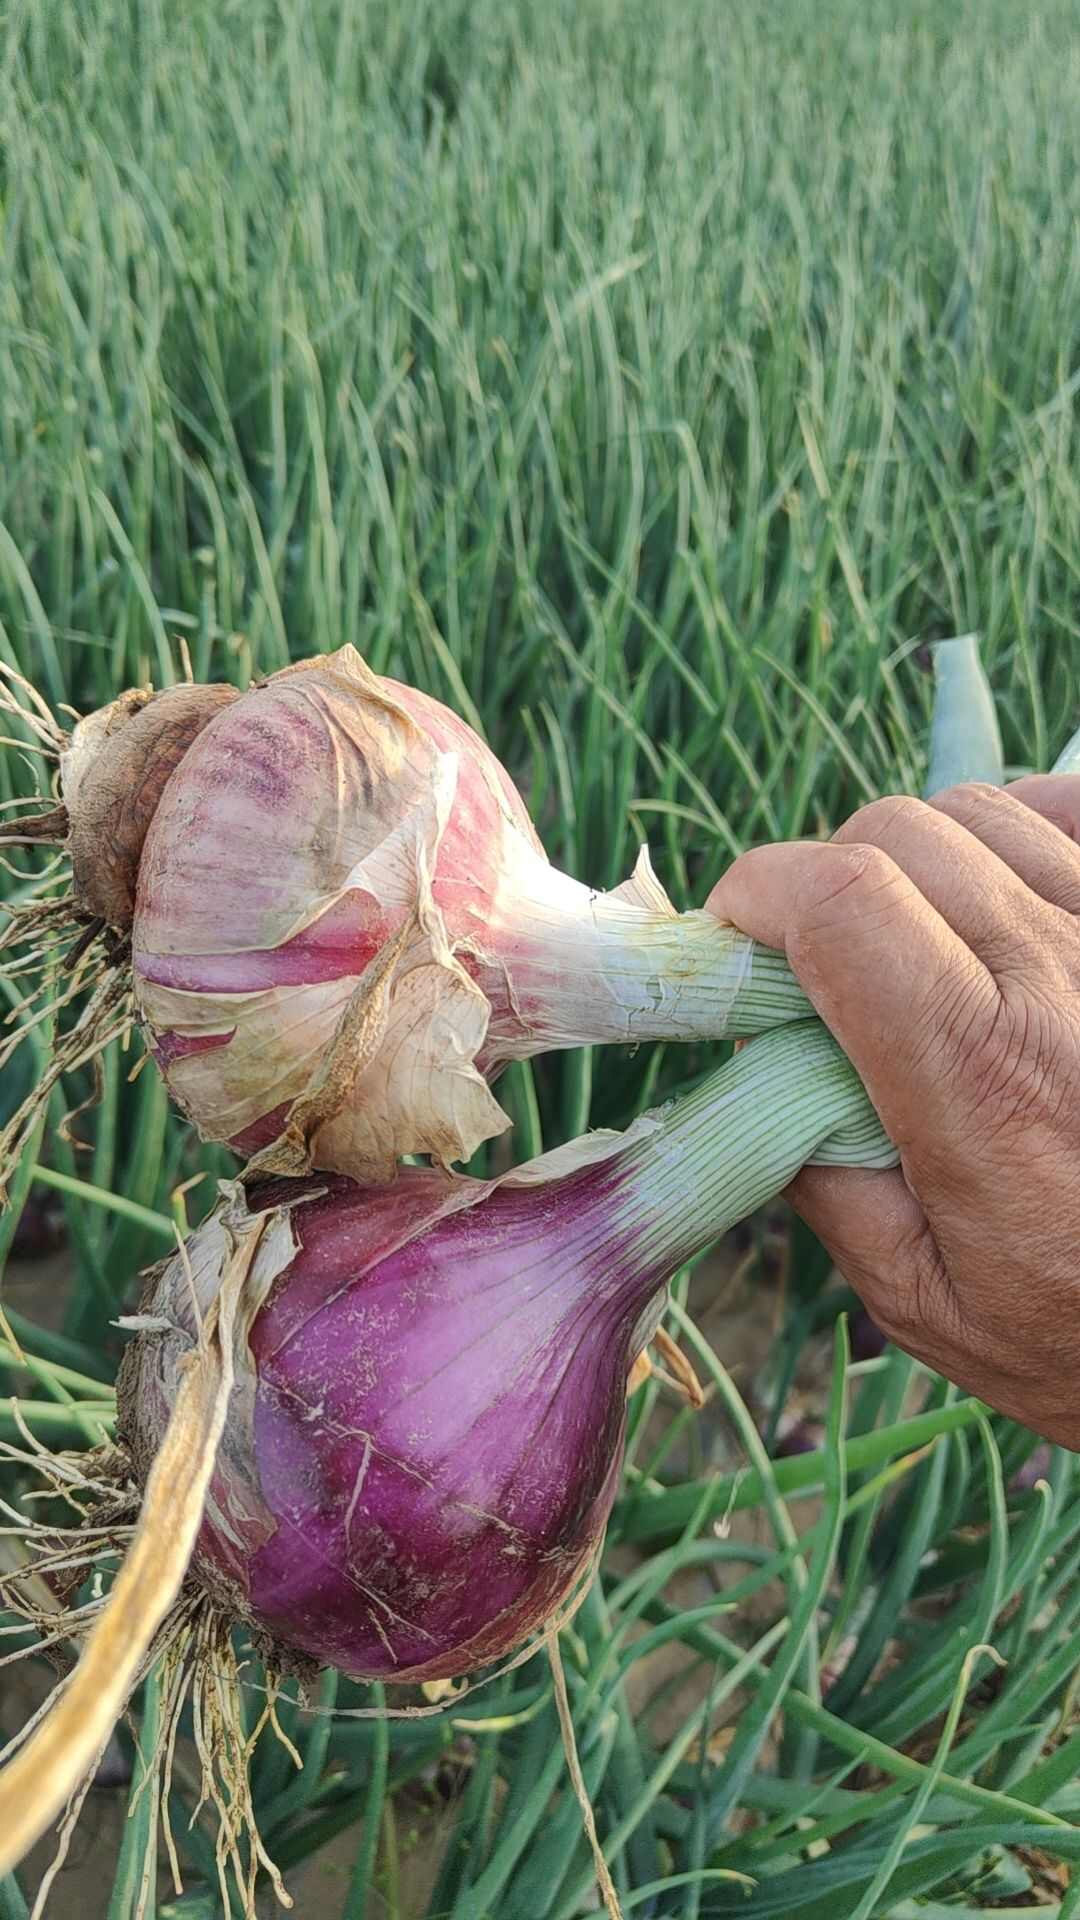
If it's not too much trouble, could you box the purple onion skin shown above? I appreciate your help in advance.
[192,1170,652,1682]
[124,1020,878,1682]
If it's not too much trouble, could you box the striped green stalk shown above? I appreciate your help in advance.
[615,1020,895,1277]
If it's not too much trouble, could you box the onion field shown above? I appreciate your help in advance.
[2,0,1080,1914]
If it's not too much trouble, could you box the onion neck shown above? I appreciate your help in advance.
[595,1020,894,1296]
[469,841,813,1068]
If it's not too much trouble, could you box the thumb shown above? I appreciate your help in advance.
[785,1162,950,1354]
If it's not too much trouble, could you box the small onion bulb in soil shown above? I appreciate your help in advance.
[0,645,812,1186]
[118,1020,894,1685]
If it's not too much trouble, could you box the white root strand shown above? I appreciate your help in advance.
[0,1216,270,1877]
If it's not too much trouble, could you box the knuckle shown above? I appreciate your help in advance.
[974,991,1075,1137]
[923,979,1077,1141]
[926,780,1006,824]
[800,841,899,916]
[787,844,908,964]
[1040,810,1080,847]
[994,914,1080,1006]
[1006,775,1080,844]
[914,958,997,1078]
[834,793,930,847]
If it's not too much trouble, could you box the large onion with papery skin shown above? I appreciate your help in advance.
[3,645,811,1186]
[122,1169,632,1681]
[118,1021,893,1683]
[0,1018,896,1888]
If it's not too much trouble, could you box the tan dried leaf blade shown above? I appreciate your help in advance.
[0,1206,276,1878]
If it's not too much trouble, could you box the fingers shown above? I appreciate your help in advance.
[725,772,1080,1452]
[708,835,999,1157]
[710,781,1080,964]
[929,781,1080,917]
[706,778,1080,1188]
[707,775,1076,1006]
[707,837,930,958]
[785,1164,1079,1438]
[1005,774,1080,849]
[830,792,1071,973]
[784,1163,945,1344]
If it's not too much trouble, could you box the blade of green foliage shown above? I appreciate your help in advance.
[343,1685,389,1920]
[0,1878,28,1920]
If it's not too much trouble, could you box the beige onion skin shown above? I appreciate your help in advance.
[62,682,241,932]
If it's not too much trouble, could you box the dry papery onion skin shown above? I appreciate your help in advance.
[0,670,240,1199]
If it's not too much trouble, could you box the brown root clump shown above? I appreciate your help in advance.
[0,1203,292,1911]
[0,674,239,1195]
[0,1444,298,1919]
[62,683,240,932]
[1,679,240,932]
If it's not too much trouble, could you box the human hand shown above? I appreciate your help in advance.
[706,776,1080,1447]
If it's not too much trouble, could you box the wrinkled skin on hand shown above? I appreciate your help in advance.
[707,776,1080,1449]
